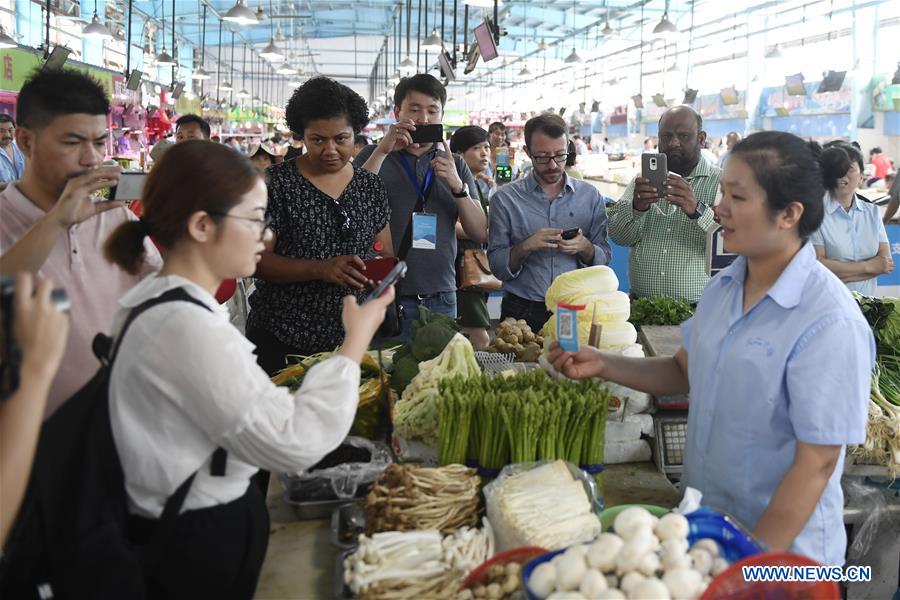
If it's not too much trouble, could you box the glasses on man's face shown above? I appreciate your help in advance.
[208,212,272,242]
[530,152,571,165]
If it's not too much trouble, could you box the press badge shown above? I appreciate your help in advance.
[556,303,585,353]
[412,213,438,250]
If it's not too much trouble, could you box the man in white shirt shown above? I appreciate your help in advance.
[0,68,161,417]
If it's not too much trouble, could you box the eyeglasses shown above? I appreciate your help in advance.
[208,212,272,242]
[530,152,571,165]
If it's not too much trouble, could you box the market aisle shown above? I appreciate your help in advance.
[256,477,335,600]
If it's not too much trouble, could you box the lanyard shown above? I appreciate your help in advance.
[399,154,434,208]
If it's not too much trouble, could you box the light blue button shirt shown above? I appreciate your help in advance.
[680,242,874,566]
[810,192,889,296]
[488,172,611,302]
[0,142,25,184]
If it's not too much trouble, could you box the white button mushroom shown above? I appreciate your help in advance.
[613,507,657,540]
[616,535,657,575]
[661,539,689,557]
[662,568,703,600]
[594,591,627,600]
[546,593,587,600]
[688,548,713,577]
[654,513,690,542]
[661,549,693,572]
[619,572,646,596]
[711,557,730,577]
[637,552,662,577]
[529,562,558,599]
[630,577,672,600]
[579,569,608,597]
[587,534,625,572]
[691,539,720,558]
[556,552,589,591]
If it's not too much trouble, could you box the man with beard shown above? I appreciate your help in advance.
[607,105,721,303]
[0,69,161,417]
[487,113,611,334]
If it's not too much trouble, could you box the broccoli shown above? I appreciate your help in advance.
[391,355,421,393]
[411,321,457,361]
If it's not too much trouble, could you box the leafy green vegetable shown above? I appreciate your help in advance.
[411,321,457,361]
[855,294,900,357]
[629,296,694,327]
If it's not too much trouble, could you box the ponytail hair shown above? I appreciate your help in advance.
[105,140,260,274]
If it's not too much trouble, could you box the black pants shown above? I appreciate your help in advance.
[128,483,269,600]
[245,324,305,377]
[501,292,553,336]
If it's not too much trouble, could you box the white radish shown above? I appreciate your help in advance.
[630,577,672,600]
[579,569,608,596]
[655,513,690,542]
[587,535,624,572]
[663,568,703,600]
[529,562,558,599]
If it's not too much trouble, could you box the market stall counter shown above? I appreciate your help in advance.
[254,462,680,599]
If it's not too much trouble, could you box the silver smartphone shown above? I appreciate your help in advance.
[641,153,668,198]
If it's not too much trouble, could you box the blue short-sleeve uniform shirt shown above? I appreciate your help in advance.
[810,192,889,296]
[680,242,874,566]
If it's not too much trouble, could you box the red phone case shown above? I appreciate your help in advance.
[363,257,400,284]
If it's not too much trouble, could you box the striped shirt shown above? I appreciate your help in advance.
[607,158,721,302]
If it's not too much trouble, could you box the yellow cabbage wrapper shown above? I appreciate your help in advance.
[544,265,619,312]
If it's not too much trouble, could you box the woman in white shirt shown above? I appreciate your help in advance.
[102,140,394,599]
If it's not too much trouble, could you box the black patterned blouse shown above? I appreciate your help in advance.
[247,159,390,354]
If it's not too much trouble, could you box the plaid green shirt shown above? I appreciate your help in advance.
[607,159,722,303]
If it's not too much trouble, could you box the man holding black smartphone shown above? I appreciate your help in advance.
[487,113,611,335]
[0,69,161,418]
[607,105,721,303]
[356,74,487,340]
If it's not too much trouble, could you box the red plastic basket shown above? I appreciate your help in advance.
[701,553,840,600]
[462,546,548,590]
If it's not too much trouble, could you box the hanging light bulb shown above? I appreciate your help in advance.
[288,71,304,87]
[192,66,211,80]
[237,87,251,98]
[564,48,583,64]
[223,0,259,26]
[422,28,443,51]
[463,0,496,6]
[0,25,17,49]
[391,69,402,84]
[653,12,678,36]
[538,39,547,51]
[255,3,267,21]
[259,37,283,61]
[602,20,616,37]
[275,62,295,76]
[220,80,234,92]
[765,44,783,60]
[83,11,113,39]
[518,65,531,77]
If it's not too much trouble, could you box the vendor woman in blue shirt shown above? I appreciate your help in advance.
[549,131,874,566]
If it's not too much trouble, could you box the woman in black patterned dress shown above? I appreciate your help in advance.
[247,77,393,375]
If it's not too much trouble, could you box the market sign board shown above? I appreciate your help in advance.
[706,226,738,278]
[0,48,116,101]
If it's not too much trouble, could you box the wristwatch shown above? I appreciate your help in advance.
[688,201,708,220]
[451,185,469,198]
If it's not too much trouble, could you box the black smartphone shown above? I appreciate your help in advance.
[561,228,580,240]
[641,153,668,198]
[409,124,444,144]
[111,172,148,202]
[364,260,407,303]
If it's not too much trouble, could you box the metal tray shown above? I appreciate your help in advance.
[283,485,369,521]
[335,548,355,600]
[331,502,367,550]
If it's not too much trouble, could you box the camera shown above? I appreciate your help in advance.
[0,277,70,399]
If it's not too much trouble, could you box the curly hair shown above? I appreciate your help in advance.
[285,76,369,137]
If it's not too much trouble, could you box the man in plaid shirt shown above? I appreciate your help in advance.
[608,106,721,303]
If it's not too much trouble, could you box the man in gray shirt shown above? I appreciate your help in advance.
[488,113,611,335]
[355,74,487,339]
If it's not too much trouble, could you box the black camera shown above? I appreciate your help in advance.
[0,277,70,399]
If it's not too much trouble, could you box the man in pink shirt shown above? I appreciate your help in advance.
[0,69,161,417]
[870,147,892,181]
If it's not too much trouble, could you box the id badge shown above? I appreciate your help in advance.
[412,212,437,250]
[556,303,585,353]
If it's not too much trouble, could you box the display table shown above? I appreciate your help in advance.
[255,462,679,599]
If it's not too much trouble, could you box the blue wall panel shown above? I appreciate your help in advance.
[885,112,900,136]
[770,114,852,137]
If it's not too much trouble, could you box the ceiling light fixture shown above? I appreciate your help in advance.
[518,65,531,76]
[422,28,443,51]
[765,44,783,60]
[275,62,295,75]
[463,0,496,7]
[259,37,283,61]
[564,48,583,64]
[155,47,176,66]
[892,62,900,85]
[223,0,259,26]
[192,66,210,80]
[0,25,17,49]
[399,56,416,75]
[653,3,678,36]
[82,4,113,39]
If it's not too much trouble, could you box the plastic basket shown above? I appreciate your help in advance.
[701,553,841,600]
[475,351,516,375]
[462,546,548,590]
[686,507,763,563]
